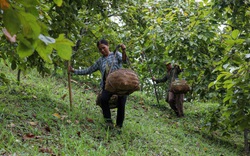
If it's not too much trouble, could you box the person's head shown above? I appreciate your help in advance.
[97,39,110,57]
[165,61,172,71]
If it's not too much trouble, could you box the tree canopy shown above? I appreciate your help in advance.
[0,0,250,154]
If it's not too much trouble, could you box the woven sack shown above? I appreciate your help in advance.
[170,79,190,94]
[96,91,118,109]
[105,69,140,95]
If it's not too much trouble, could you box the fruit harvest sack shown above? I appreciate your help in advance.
[170,79,190,94]
[96,90,118,109]
[105,69,140,95]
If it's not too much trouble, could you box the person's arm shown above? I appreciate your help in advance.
[152,74,168,84]
[121,44,127,62]
[68,66,75,73]
[174,65,183,75]
[69,59,100,75]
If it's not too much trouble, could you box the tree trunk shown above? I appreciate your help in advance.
[244,128,249,156]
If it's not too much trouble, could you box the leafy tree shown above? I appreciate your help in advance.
[0,0,74,82]
[208,0,250,154]
[0,0,249,154]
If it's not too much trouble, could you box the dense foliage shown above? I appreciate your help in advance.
[0,0,249,154]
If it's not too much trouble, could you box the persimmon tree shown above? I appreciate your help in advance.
[208,0,250,154]
[0,0,74,83]
[0,0,249,154]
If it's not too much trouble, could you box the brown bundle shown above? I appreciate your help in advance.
[170,79,190,94]
[105,69,140,95]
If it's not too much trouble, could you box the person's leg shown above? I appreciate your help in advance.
[175,94,182,117]
[179,94,184,116]
[116,95,127,128]
[175,93,185,117]
[101,89,112,124]
[168,91,178,115]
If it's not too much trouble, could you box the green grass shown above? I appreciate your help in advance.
[0,66,244,156]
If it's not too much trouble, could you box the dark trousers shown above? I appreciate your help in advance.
[167,91,184,117]
[101,89,127,127]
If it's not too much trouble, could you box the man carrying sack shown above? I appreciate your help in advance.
[152,61,188,117]
[68,39,128,130]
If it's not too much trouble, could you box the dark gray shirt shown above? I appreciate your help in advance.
[155,66,182,90]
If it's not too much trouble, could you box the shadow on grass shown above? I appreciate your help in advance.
[145,101,244,155]
[188,127,244,155]
[150,103,170,111]
[179,113,245,155]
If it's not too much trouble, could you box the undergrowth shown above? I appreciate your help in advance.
[0,66,245,156]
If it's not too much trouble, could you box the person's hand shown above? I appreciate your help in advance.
[120,44,126,52]
[68,66,75,73]
[2,28,16,43]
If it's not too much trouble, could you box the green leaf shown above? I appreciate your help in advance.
[55,44,72,60]
[208,81,215,88]
[222,110,232,118]
[18,35,33,48]
[3,8,21,35]
[246,10,250,16]
[54,0,63,6]
[18,0,39,6]
[17,42,35,58]
[26,6,39,17]
[56,34,74,46]
[224,39,235,45]
[232,54,244,64]
[52,34,74,60]
[224,71,233,79]
[235,39,244,44]
[17,37,37,58]
[0,73,10,84]
[223,80,234,90]
[232,54,242,64]
[216,73,226,81]
[156,17,162,24]
[231,29,240,40]
[20,12,41,39]
[235,113,245,123]
[223,95,231,103]
[36,41,53,63]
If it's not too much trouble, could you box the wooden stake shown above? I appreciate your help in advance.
[67,61,73,110]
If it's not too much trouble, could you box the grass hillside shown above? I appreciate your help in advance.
[0,65,244,156]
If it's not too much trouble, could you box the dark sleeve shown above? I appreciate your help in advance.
[155,74,168,84]
[174,65,183,75]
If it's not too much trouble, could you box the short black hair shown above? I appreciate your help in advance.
[97,39,109,47]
